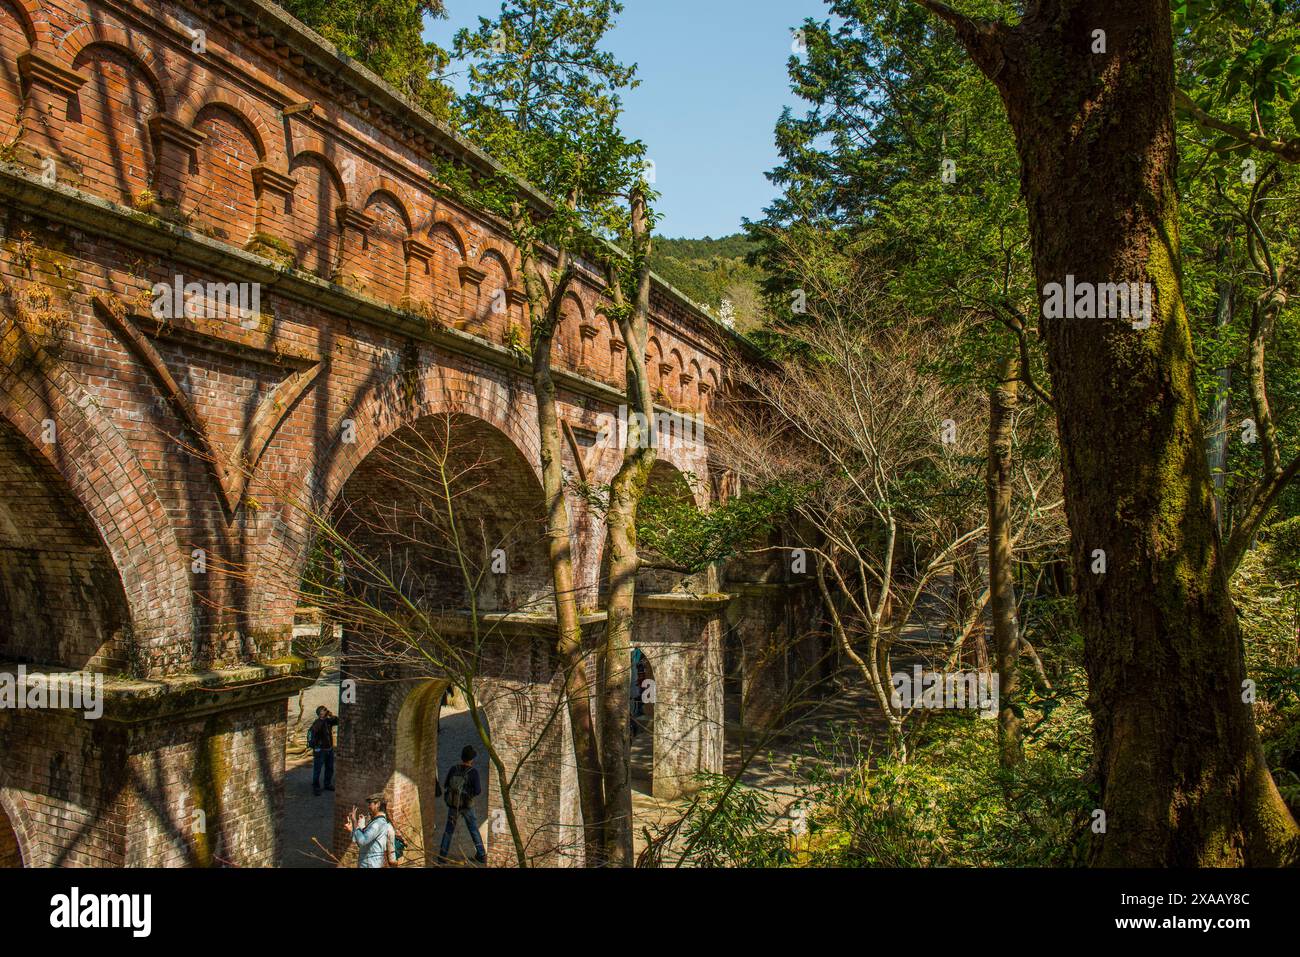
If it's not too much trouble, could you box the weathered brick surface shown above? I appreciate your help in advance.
[0,0,780,867]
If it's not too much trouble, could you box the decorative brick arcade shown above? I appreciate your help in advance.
[0,0,823,867]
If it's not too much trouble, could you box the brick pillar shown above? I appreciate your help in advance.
[147,116,206,207]
[333,204,375,290]
[457,264,486,331]
[15,53,87,180]
[506,288,529,339]
[632,594,729,800]
[402,237,436,313]
[578,321,598,376]
[725,581,828,731]
[251,163,298,244]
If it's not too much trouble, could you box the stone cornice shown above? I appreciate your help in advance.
[334,204,376,232]
[148,115,208,151]
[458,264,487,287]
[403,237,437,262]
[252,163,298,196]
[17,52,87,96]
[0,658,319,725]
[637,592,735,615]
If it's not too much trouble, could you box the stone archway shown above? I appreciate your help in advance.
[629,647,656,796]
[391,679,445,864]
[0,418,135,672]
[326,411,575,865]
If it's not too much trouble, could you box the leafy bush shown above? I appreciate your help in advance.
[670,677,1095,868]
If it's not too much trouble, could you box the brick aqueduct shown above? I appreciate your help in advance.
[0,0,829,866]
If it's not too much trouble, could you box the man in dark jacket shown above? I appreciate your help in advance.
[438,745,487,864]
[309,706,339,796]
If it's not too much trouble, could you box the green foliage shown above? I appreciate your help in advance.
[649,234,769,331]
[749,0,1041,394]
[673,775,796,868]
[275,0,453,116]
[1174,0,1300,135]
[673,677,1095,868]
[446,0,648,242]
[636,480,806,573]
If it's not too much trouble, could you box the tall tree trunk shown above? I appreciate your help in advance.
[1208,244,1233,532]
[989,355,1021,768]
[518,223,607,865]
[921,0,1299,864]
[599,191,655,865]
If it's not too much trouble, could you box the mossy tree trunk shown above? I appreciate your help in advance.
[599,190,655,866]
[517,213,607,866]
[989,355,1021,768]
[918,0,1299,864]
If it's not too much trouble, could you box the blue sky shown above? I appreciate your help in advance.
[425,0,831,239]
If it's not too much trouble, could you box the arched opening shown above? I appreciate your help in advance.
[321,411,565,864]
[362,191,411,304]
[188,104,262,245]
[0,802,22,867]
[629,647,656,796]
[636,460,708,595]
[433,690,492,865]
[390,678,448,865]
[287,153,343,278]
[0,418,133,672]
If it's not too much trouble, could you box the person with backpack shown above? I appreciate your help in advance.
[438,745,487,864]
[308,705,339,796]
[344,794,398,868]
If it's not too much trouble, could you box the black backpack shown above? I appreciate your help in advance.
[445,764,473,809]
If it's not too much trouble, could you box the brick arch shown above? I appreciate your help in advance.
[427,220,466,321]
[428,219,466,258]
[178,93,275,162]
[594,454,708,601]
[1,0,41,46]
[334,410,551,614]
[0,788,35,867]
[249,366,543,634]
[362,188,412,303]
[556,290,585,371]
[287,151,345,277]
[363,186,413,233]
[474,248,514,338]
[287,132,351,205]
[478,246,513,286]
[186,102,263,245]
[646,335,666,400]
[290,149,346,198]
[61,28,172,113]
[0,361,192,672]
[70,41,163,204]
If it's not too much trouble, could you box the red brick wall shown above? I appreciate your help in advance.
[0,419,134,672]
[188,105,260,247]
[68,44,158,205]
[0,1,26,144]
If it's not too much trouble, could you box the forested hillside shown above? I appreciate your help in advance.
[650,234,768,332]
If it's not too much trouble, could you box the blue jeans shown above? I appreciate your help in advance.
[439,806,486,860]
[312,748,334,789]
